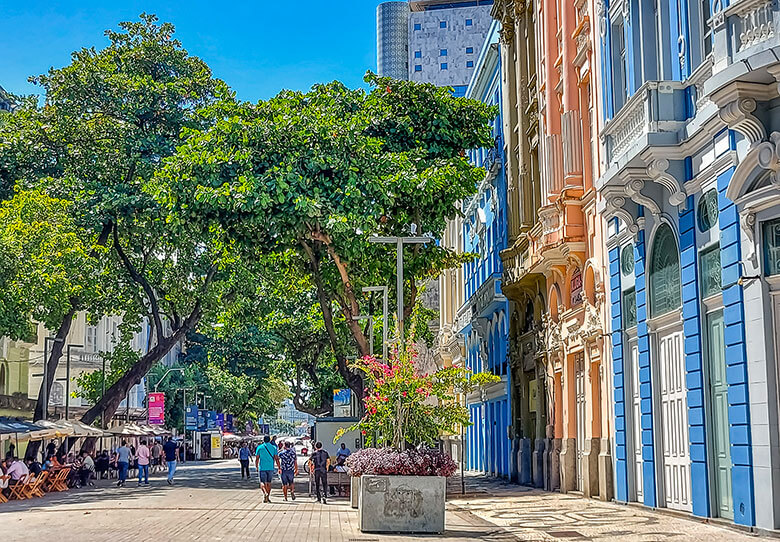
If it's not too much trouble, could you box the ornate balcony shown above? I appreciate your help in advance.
[601,81,688,167]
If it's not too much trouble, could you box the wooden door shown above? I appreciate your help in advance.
[706,310,733,519]
[657,327,692,512]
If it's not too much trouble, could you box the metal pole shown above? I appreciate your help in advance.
[397,239,404,346]
[182,388,187,464]
[42,338,48,421]
[65,346,71,420]
[65,344,84,421]
[101,354,106,429]
[382,287,389,361]
[461,390,466,496]
[369,318,374,357]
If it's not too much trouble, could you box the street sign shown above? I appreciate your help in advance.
[226,414,234,432]
[334,388,351,417]
[207,410,217,430]
[216,413,225,430]
[198,409,208,431]
[148,392,165,425]
[185,405,198,430]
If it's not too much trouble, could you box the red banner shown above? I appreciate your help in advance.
[148,392,165,425]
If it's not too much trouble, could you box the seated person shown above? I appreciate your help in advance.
[6,457,29,481]
[95,451,110,479]
[78,451,96,487]
[25,457,42,476]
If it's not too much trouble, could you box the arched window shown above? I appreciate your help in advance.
[650,224,682,317]
[0,363,6,395]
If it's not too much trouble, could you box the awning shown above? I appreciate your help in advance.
[31,420,76,439]
[0,417,56,441]
[36,420,107,438]
[107,423,151,436]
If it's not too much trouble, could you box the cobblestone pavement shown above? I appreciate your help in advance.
[0,461,772,541]
[449,475,768,541]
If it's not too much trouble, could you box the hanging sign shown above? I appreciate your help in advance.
[148,393,165,425]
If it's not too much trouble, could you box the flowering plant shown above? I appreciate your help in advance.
[336,342,500,450]
[346,447,458,477]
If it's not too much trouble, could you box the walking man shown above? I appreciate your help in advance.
[150,440,162,473]
[136,439,151,486]
[310,442,330,504]
[279,441,298,501]
[238,442,251,480]
[163,436,179,485]
[254,435,280,503]
[116,440,131,487]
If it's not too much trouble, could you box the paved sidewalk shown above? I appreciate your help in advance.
[0,460,511,541]
[449,474,767,541]
[0,461,772,541]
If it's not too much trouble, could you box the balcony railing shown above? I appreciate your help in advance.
[601,81,686,166]
[731,0,775,52]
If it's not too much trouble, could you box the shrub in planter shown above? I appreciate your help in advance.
[346,447,458,478]
[336,343,499,451]
[337,344,499,533]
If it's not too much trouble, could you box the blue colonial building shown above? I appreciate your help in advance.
[458,20,514,480]
[598,0,780,530]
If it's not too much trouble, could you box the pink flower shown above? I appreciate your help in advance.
[402,391,407,397]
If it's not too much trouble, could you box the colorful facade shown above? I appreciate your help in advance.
[491,0,612,498]
[433,0,780,531]
[597,0,780,531]
[459,20,514,479]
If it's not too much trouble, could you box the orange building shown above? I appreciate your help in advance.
[495,0,612,498]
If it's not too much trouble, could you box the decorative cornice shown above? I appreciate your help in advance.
[718,98,765,145]
[646,158,688,209]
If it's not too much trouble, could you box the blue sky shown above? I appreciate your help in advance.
[0,1,378,102]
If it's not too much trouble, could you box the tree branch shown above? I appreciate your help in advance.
[112,223,165,341]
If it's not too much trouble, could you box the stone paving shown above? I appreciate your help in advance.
[0,460,772,541]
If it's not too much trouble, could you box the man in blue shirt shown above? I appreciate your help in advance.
[162,437,179,485]
[254,435,280,503]
[238,442,251,479]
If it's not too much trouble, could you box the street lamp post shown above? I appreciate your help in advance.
[352,316,374,357]
[369,231,432,345]
[362,286,388,361]
[39,336,64,420]
[154,367,184,392]
[65,344,84,420]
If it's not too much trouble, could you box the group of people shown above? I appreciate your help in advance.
[1,444,97,496]
[242,437,351,505]
[113,436,180,487]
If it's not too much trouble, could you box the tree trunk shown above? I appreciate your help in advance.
[30,222,112,431]
[32,306,77,421]
[80,323,194,426]
[300,241,364,410]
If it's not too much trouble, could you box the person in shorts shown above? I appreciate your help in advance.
[254,435,280,503]
[278,441,298,501]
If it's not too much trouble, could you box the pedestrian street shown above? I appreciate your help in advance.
[0,460,769,541]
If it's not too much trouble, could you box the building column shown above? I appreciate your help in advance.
[560,354,577,492]
[635,228,658,507]
[717,167,756,527]
[609,243,629,502]
[679,195,710,518]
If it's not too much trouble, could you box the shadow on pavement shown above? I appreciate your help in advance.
[0,460,328,514]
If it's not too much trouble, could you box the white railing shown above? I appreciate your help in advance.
[732,0,775,52]
[604,86,649,162]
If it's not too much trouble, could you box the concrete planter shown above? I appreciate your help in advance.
[358,474,446,534]
[351,476,361,509]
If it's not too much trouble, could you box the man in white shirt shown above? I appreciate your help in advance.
[7,457,29,482]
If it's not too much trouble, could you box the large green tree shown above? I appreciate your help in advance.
[0,15,241,424]
[155,74,495,401]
